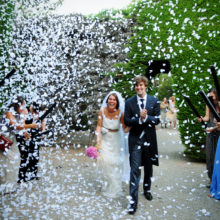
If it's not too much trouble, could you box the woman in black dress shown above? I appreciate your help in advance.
[197,88,220,187]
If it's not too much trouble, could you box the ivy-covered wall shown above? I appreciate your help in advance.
[0,1,15,111]
[113,0,220,160]
[0,1,14,65]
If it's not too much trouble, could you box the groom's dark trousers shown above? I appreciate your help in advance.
[124,95,160,208]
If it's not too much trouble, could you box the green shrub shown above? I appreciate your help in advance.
[113,0,220,160]
[157,74,173,101]
[0,1,15,112]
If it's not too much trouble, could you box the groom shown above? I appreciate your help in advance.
[124,76,160,214]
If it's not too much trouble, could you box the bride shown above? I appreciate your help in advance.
[96,91,130,198]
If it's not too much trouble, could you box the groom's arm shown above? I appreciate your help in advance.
[124,101,140,126]
[144,98,160,126]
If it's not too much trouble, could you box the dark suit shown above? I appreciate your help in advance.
[124,94,160,208]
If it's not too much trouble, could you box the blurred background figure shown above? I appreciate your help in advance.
[160,97,168,128]
[27,101,46,181]
[166,96,177,129]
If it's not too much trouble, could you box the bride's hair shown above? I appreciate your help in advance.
[106,93,119,109]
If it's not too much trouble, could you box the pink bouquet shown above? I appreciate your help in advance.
[85,146,98,159]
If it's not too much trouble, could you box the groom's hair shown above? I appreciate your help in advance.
[106,93,119,109]
[134,76,148,87]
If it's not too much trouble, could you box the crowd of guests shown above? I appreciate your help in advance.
[0,96,46,193]
[1,88,219,204]
[160,90,220,200]
[160,96,177,129]
[197,88,220,200]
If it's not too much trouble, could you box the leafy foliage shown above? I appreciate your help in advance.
[0,1,15,111]
[157,74,173,101]
[112,0,220,160]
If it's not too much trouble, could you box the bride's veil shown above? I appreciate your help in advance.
[101,91,130,183]
[101,91,125,113]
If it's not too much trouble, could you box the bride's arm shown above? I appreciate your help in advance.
[96,109,103,146]
[120,112,131,133]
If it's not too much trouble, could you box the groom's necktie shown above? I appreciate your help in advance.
[140,98,145,109]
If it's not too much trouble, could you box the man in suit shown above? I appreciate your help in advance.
[124,76,160,214]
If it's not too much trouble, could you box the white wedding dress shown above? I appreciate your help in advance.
[97,108,124,198]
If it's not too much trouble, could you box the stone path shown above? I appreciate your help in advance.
[0,127,219,219]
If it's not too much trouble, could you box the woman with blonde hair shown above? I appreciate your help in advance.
[166,96,177,128]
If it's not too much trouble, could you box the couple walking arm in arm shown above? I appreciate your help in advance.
[94,76,160,214]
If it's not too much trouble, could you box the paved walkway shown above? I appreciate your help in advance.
[0,128,219,219]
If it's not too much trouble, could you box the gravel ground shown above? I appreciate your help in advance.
[0,127,219,220]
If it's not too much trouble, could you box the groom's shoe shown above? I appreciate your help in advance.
[128,204,137,215]
[144,192,153,201]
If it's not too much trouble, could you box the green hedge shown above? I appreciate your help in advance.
[113,0,220,160]
[0,1,15,111]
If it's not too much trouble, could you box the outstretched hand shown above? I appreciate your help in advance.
[31,123,38,129]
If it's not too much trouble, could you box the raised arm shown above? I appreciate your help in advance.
[41,119,46,132]
[197,105,210,123]
[5,111,38,130]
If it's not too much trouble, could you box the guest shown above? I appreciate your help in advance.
[197,88,220,187]
[209,122,220,200]
[5,96,38,183]
[28,101,46,180]
[160,98,168,128]
[166,96,177,128]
